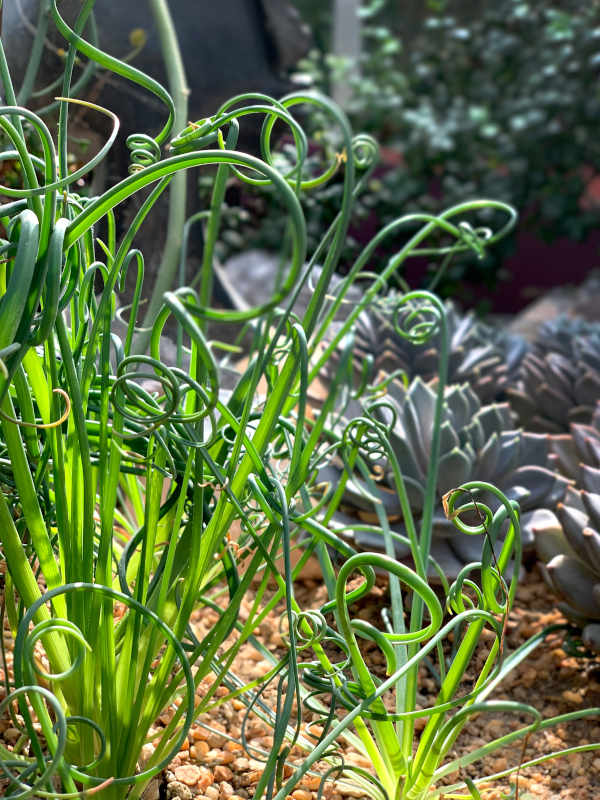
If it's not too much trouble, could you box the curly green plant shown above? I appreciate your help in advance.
[270,483,600,799]
[264,297,600,800]
[0,4,328,797]
[0,4,597,800]
[0,6,516,796]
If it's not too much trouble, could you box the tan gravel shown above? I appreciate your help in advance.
[1,567,599,799]
[155,567,600,800]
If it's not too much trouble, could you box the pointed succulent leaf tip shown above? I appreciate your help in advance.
[572,423,600,465]
[533,507,575,562]
[476,432,500,477]
[319,372,569,581]
[581,464,600,494]
[438,419,460,453]
[582,527,600,575]
[437,447,472,492]
[582,491,600,529]
[549,432,578,478]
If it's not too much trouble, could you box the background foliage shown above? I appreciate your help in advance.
[214,0,600,309]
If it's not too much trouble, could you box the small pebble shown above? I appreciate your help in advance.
[291,790,313,800]
[3,728,20,744]
[219,782,234,799]
[190,741,210,759]
[197,767,215,792]
[238,769,262,786]
[174,765,203,787]
[213,765,233,782]
[167,781,192,800]
[224,741,243,752]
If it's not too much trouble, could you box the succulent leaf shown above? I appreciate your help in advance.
[535,487,600,649]
[437,447,473,490]
[581,464,600,494]
[580,491,600,527]
[582,527,600,576]
[556,503,591,562]
[525,508,567,561]
[545,554,600,619]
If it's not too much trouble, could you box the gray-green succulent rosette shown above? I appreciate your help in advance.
[550,401,600,483]
[530,402,600,650]
[319,376,570,580]
[322,293,526,405]
[535,483,600,652]
[507,315,600,433]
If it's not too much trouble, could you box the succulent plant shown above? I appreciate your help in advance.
[323,293,526,405]
[534,474,600,652]
[319,376,571,580]
[530,401,600,650]
[507,316,600,433]
[549,401,600,485]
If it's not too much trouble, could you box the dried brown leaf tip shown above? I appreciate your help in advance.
[442,488,456,520]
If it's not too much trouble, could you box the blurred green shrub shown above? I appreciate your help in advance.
[212,1,600,305]
[395,2,600,241]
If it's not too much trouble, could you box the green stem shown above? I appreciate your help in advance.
[138,0,189,348]
[16,0,51,105]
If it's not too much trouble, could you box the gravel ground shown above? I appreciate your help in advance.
[156,568,600,800]
[0,567,599,800]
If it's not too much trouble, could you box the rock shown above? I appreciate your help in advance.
[213,765,233,782]
[174,765,203,787]
[231,756,250,772]
[167,781,193,800]
[218,782,235,799]
[291,790,313,800]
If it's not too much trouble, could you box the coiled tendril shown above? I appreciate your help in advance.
[390,290,445,346]
[12,582,195,792]
[126,132,162,172]
[341,409,394,472]
[0,685,68,799]
[351,132,380,171]
[110,355,180,438]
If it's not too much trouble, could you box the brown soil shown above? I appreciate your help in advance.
[1,568,599,800]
